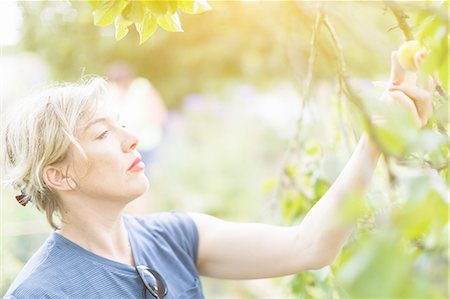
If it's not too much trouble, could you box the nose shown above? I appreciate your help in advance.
[121,129,139,153]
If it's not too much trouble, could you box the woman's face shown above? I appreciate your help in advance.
[66,104,149,203]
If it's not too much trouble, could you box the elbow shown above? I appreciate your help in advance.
[307,255,335,270]
[306,244,340,270]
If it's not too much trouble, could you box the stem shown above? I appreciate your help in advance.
[322,14,397,186]
[386,1,448,99]
[272,5,323,206]
[435,82,449,99]
[385,1,414,40]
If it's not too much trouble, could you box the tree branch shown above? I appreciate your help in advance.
[322,14,397,185]
[384,1,414,40]
[271,5,324,208]
[385,1,448,99]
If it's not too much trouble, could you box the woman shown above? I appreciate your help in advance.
[2,52,433,299]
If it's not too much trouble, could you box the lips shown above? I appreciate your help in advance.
[128,157,145,172]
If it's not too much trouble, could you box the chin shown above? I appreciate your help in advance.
[123,173,150,201]
[135,175,150,195]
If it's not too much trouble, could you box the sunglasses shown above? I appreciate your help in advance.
[136,265,168,299]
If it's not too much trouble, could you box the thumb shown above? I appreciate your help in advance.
[389,51,406,85]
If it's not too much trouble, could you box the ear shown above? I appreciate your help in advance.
[43,165,77,191]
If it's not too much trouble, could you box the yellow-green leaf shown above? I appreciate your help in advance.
[114,16,132,41]
[93,0,128,27]
[135,15,158,44]
[122,1,145,23]
[157,12,183,32]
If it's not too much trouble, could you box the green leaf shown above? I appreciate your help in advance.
[93,0,128,27]
[415,16,441,42]
[338,237,412,297]
[437,53,448,91]
[178,0,211,14]
[304,141,320,156]
[114,15,132,41]
[393,188,448,240]
[433,100,449,128]
[374,125,408,157]
[409,129,446,155]
[312,177,329,201]
[284,164,297,180]
[400,173,432,203]
[281,190,308,223]
[135,15,158,44]
[157,12,183,32]
[122,1,145,23]
[415,7,448,92]
[372,103,418,157]
[441,168,450,187]
[262,178,278,194]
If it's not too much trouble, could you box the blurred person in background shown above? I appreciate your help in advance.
[107,63,168,214]
[1,52,434,299]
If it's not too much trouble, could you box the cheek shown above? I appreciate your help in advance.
[69,157,90,182]
[84,151,123,179]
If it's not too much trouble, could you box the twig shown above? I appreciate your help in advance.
[322,14,398,185]
[435,82,449,99]
[384,1,414,40]
[408,154,449,171]
[271,5,324,207]
[387,25,399,32]
[386,1,448,99]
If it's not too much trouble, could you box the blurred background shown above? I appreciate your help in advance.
[1,1,448,298]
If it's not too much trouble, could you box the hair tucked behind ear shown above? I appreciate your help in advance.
[1,77,108,230]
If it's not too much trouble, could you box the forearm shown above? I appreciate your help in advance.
[297,133,381,268]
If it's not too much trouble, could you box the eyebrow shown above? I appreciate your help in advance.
[83,114,120,132]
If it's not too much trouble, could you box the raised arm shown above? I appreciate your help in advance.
[190,52,434,280]
[190,134,379,279]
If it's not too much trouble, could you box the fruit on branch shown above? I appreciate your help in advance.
[397,40,426,72]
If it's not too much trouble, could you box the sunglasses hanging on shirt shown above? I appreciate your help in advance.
[136,265,168,299]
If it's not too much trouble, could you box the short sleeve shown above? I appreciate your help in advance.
[156,211,200,262]
[127,211,200,264]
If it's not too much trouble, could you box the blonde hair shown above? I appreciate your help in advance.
[1,77,108,229]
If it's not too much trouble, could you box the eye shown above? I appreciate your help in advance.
[96,130,109,140]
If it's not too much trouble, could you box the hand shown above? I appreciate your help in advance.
[384,51,435,128]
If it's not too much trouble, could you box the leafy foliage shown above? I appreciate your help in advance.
[89,0,211,44]
[415,0,449,91]
[271,2,449,298]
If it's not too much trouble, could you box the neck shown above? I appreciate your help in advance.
[58,195,135,267]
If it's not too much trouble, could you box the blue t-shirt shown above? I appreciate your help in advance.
[4,212,204,299]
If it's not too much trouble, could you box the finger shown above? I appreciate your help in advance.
[389,83,432,103]
[403,72,417,86]
[389,84,433,126]
[389,51,406,85]
[388,90,421,126]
